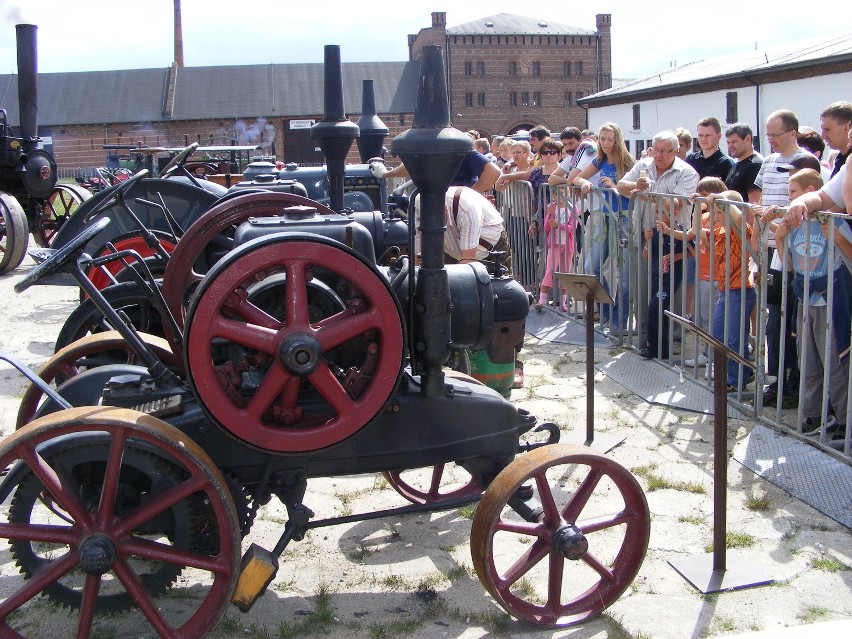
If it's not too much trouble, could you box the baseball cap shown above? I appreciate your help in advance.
[775,154,822,172]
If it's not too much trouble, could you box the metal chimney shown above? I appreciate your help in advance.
[391,45,472,397]
[311,45,359,213]
[15,24,38,152]
[355,80,389,162]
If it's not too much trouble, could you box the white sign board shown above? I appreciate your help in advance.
[289,119,315,130]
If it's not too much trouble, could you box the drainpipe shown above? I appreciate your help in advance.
[743,74,761,153]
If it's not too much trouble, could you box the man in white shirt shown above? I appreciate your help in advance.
[617,131,699,351]
[749,109,811,408]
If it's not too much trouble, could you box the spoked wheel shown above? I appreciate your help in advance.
[184,233,405,452]
[86,230,176,293]
[382,465,482,505]
[161,191,338,357]
[0,407,241,638]
[470,444,650,627]
[17,330,178,428]
[0,191,29,274]
[35,184,92,247]
[55,281,171,354]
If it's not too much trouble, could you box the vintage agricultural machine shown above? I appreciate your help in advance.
[0,45,650,636]
[0,24,92,273]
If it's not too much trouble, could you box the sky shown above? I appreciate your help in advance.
[1,0,851,80]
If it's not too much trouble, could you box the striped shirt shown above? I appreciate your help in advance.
[414,187,504,261]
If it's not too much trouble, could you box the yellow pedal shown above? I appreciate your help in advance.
[231,543,279,612]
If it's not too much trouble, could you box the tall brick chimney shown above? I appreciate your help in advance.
[174,0,184,68]
[596,14,612,91]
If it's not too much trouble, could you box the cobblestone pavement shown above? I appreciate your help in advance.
[0,256,850,638]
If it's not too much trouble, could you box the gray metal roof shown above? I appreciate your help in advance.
[448,13,595,36]
[0,61,419,126]
[580,32,852,104]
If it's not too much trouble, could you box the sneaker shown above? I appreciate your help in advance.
[560,304,569,313]
[801,415,836,436]
[639,348,653,359]
[534,302,544,312]
[685,354,708,367]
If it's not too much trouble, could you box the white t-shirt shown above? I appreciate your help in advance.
[823,163,847,210]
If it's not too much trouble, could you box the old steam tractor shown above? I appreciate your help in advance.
[0,24,91,273]
[0,45,650,636]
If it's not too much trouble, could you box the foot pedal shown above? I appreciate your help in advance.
[231,543,279,612]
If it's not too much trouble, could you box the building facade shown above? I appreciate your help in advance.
[409,12,612,138]
[4,11,611,172]
[579,33,852,157]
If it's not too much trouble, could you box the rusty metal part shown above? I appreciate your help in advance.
[17,331,178,428]
[470,444,650,627]
[35,184,91,247]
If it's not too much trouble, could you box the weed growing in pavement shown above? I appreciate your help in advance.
[811,556,847,572]
[382,573,408,590]
[745,494,771,511]
[373,475,389,490]
[350,543,374,562]
[797,605,829,623]
[443,561,474,581]
[277,583,337,638]
[458,504,477,519]
[247,621,273,639]
[713,616,737,632]
[219,613,240,634]
[704,531,757,553]
[631,463,705,493]
[678,514,706,526]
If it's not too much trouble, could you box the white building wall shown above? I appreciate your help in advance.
[586,70,852,157]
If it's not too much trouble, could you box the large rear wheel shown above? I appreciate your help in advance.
[0,191,29,274]
[0,407,241,638]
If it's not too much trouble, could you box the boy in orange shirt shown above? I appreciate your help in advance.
[701,190,756,391]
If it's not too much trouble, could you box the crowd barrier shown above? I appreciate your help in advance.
[493,180,851,461]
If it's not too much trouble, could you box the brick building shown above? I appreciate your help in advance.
[408,12,613,138]
[2,11,611,173]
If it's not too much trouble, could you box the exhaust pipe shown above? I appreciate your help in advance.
[391,45,472,397]
[15,24,38,153]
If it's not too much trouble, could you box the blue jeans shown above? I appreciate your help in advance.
[712,288,756,386]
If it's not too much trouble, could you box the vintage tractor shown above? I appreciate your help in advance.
[0,24,91,272]
[0,45,650,637]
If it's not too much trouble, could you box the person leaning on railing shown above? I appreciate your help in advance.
[774,169,850,441]
[571,122,636,332]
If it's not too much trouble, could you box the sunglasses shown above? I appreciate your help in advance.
[540,150,558,155]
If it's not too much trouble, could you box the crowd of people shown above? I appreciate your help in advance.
[369,103,851,443]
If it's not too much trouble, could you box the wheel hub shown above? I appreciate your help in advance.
[78,534,117,575]
[279,332,322,375]
[552,524,588,560]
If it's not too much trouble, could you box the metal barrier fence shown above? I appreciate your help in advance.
[494,181,851,461]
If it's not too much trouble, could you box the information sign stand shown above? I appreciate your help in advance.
[665,311,774,593]
[555,273,624,453]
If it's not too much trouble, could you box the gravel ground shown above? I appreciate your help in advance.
[0,252,850,639]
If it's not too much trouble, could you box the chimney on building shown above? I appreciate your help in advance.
[432,12,446,27]
[174,0,184,67]
[595,14,612,90]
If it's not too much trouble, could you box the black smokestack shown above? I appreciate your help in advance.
[356,80,389,162]
[311,45,359,213]
[16,24,38,152]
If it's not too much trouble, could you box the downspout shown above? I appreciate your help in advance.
[596,34,602,94]
[743,74,761,153]
[445,32,452,123]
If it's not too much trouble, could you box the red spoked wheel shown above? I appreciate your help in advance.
[184,233,405,452]
[0,406,241,638]
[35,184,92,247]
[160,191,337,361]
[382,466,482,505]
[16,330,178,428]
[470,444,650,627]
[87,231,177,292]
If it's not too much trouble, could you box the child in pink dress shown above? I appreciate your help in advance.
[535,197,578,312]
